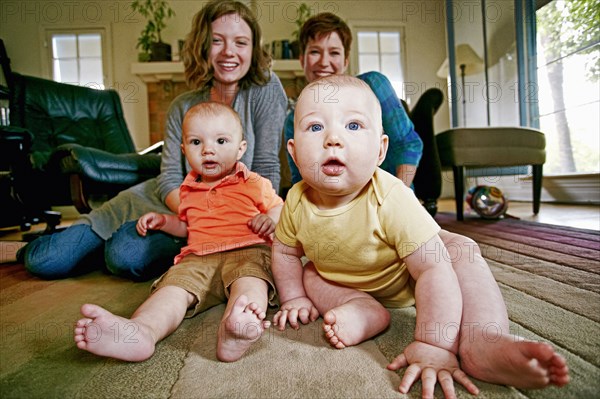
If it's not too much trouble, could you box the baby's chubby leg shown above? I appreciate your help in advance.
[439,230,570,389]
[74,286,194,362]
[303,262,390,349]
[217,277,270,362]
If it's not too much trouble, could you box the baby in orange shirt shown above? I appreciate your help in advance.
[74,101,283,363]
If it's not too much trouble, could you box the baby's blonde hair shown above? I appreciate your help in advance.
[296,75,383,134]
[183,102,244,140]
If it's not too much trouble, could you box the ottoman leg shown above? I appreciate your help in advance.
[532,164,543,214]
[453,166,465,221]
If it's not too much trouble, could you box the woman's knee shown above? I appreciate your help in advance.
[21,235,60,278]
[105,221,181,280]
[104,221,143,277]
[22,224,102,279]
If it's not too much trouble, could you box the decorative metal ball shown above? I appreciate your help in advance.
[466,185,508,219]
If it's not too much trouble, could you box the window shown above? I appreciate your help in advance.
[536,0,599,175]
[351,24,406,99]
[45,29,108,89]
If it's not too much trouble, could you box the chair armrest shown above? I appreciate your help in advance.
[139,140,164,155]
[54,144,161,186]
[0,126,33,143]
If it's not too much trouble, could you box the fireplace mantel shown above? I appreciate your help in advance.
[131,62,186,82]
[131,59,306,145]
[131,60,304,82]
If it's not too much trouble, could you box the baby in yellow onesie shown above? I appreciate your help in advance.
[271,75,569,398]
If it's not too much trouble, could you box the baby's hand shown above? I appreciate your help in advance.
[248,214,275,240]
[136,212,167,236]
[273,297,319,331]
[387,340,479,398]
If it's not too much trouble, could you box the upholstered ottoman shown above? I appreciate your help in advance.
[436,127,546,220]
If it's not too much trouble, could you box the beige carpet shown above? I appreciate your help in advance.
[1,213,599,398]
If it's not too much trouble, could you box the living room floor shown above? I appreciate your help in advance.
[1,200,598,244]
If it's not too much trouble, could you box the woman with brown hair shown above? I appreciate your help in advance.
[284,12,423,188]
[19,0,287,281]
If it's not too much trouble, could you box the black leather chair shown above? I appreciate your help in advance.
[0,126,35,229]
[1,72,160,229]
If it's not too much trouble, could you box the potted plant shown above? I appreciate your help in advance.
[290,3,311,59]
[131,0,175,62]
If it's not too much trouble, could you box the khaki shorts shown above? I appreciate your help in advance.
[151,245,276,318]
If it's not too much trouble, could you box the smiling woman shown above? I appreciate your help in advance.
[182,0,271,92]
[18,0,287,282]
[207,14,253,104]
[283,12,422,189]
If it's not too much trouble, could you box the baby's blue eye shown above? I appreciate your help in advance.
[309,124,323,132]
[347,122,360,131]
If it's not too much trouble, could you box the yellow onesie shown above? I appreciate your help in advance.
[275,168,440,307]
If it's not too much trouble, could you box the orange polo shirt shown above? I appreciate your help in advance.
[174,162,283,264]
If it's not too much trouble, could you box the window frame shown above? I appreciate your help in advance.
[39,25,113,88]
[348,20,408,97]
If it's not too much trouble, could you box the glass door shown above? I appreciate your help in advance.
[535,0,599,175]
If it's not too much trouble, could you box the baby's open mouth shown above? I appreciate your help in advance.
[203,161,219,169]
[322,159,345,176]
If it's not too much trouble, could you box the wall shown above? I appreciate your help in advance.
[0,0,449,149]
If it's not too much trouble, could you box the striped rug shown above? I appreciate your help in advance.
[436,213,600,396]
[1,214,599,398]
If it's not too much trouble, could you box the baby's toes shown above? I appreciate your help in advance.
[329,335,345,349]
[325,327,336,338]
[256,308,267,319]
[75,340,89,350]
[76,318,92,328]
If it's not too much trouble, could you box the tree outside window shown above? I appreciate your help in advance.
[536,0,599,175]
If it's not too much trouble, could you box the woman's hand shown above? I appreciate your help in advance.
[273,297,319,331]
[387,340,479,399]
[136,212,167,236]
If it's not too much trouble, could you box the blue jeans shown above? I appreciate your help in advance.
[105,221,185,280]
[19,221,184,280]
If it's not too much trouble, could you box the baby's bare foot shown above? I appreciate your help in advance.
[460,332,570,389]
[217,295,269,362]
[74,304,156,362]
[322,297,390,349]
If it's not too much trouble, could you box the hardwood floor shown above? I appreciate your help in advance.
[437,198,600,231]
